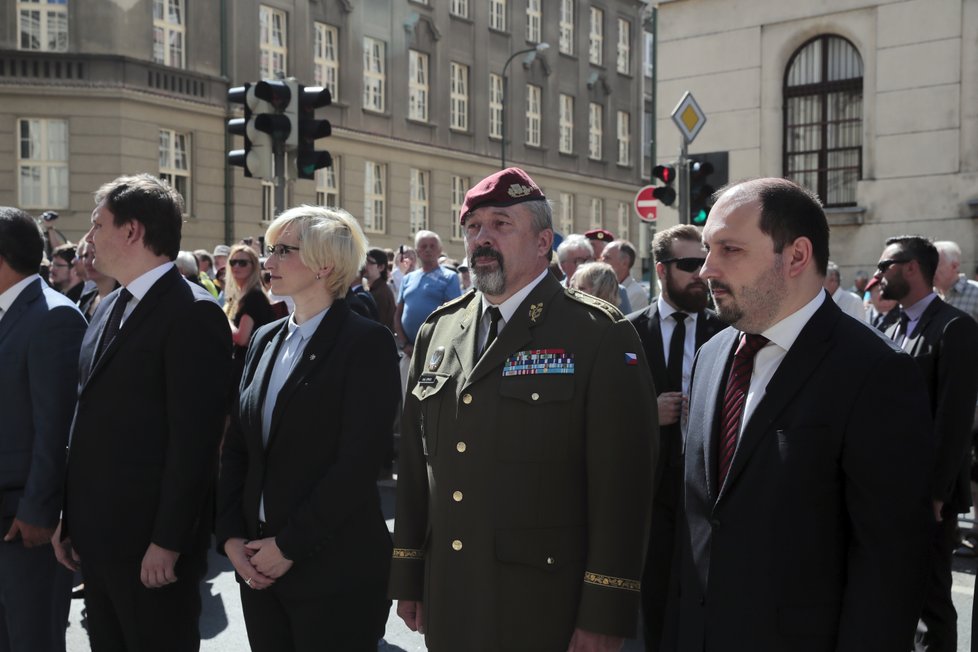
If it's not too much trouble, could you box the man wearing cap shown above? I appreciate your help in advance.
[212,244,230,275]
[390,167,657,651]
[585,228,615,259]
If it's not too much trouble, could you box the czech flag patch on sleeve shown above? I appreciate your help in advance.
[625,352,638,366]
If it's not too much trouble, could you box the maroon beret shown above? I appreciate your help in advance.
[584,228,616,242]
[863,276,880,293]
[459,167,546,224]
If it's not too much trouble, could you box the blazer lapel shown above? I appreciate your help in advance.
[698,332,737,503]
[448,297,481,384]
[716,295,839,503]
[645,305,668,392]
[0,278,41,346]
[241,320,290,445]
[904,296,944,356]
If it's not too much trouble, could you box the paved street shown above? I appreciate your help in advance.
[65,484,977,651]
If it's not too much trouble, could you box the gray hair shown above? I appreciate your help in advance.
[414,230,441,247]
[825,260,841,283]
[935,240,961,264]
[175,250,199,276]
[523,199,553,234]
[557,234,593,262]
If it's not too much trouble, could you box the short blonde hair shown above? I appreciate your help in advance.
[265,205,368,298]
[570,262,620,306]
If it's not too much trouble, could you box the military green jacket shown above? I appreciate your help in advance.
[389,273,658,651]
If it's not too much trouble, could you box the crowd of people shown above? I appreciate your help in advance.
[2,167,978,652]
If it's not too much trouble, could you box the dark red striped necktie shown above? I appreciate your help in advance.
[716,333,769,489]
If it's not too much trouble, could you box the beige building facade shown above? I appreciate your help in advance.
[0,0,652,263]
[652,0,978,280]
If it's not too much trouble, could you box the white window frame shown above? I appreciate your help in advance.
[589,7,603,65]
[450,62,469,131]
[489,73,504,139]
[314,23,339,101]
[153,0,185,68]
[17,0,68,52]
[363,161,386,233]
[525,84,541,147]
[409,50,429,122]
[489,0,506,31]
[17,118,68,209]
[559,192,574,235]
[450,0,469,19]
[259,5,287,79]
[590,197,604,228]
[363,37,386,112]
[261,182,274,222]
[526,0,541,43]
[316,156,340,207]
[617,201,629,241]
[617,18,631,74]
[589,103,603,160]
[451,175,468,241]
[559,94,574,154]
[617,110,631,166]
[158,128,191,211]
[409,169,429,235]
[559,0,574,55]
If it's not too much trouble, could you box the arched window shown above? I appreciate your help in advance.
[783,36,863,207]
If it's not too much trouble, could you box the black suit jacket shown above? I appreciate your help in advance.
[885,296,978,512]
[64,266,232,561]
[669,293,932,652]
[216,299,400,598]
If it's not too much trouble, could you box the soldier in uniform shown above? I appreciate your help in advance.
[389,167,658,652]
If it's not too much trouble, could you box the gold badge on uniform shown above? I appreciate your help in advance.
[529,302,543,323]
[429,346,445,371]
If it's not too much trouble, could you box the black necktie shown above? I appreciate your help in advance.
[896,310,910,342]
[481,306,502,357]
[667,312,688,392]
[95,288,133,361]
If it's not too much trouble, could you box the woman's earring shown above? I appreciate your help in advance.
[316,273,321,280]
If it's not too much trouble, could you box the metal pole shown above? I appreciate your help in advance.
[274,144,285,218]
[679,139,689,225]
[500,47,540,170]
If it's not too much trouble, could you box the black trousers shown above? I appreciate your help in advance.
[82,550,206,652]
[239,580,389,652]
[915,512,959,652]
[0,539,72,652]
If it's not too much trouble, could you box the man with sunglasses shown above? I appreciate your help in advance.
[875,235,978,652]
[627,224,725,652]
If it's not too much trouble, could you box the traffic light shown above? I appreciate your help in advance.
[227,81,294,180]
[294,85,333,180]
[651,164,677,206]
[688,159,716,225]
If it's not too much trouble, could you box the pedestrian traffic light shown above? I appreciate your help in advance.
[228,83,270,179]
[651,164,677,206]
[294,85,333,180]
[688,159,716,225]
[252,79,294,147]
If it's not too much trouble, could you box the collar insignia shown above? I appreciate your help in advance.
[529,302,543,323]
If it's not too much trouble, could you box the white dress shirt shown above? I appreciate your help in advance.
[657,296,699,395]
[120,262,175,325]
[831,286,867,322]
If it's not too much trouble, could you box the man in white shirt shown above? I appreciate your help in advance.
[824,260,867,322]
[602,240,650,311]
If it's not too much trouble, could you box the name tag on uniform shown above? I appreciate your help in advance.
[503,349,575,376]
[418,373,439,387]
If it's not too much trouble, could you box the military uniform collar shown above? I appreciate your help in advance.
[480,267,550,325]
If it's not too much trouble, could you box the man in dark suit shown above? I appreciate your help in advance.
[52,174,232,652]
[0,208,86,652]
[667,178,933,651]
[628,224,725,652]
[875,235,978,652]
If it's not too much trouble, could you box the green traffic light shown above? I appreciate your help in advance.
[692,209,708,225]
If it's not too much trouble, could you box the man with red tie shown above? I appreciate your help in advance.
[665,178,934,652]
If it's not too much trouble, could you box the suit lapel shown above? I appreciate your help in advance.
[903,296,944,356]
[698,332,737,503]
[449,297,481,384]
[243,320,290,446]
[0,278,42,347]
[645,305,668,392]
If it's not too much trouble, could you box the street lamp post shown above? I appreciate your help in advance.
[500,42,549,170]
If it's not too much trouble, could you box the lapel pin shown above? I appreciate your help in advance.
[308,353,316,361]
[529,303,543,323]
[429,346,445,371]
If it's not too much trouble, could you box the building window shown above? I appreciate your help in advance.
[314,23,339,101]
[559,94,574,154]
[159,129,190,210]
[450,62,469,131]
[153,0,184,67]
[559,192,574,235]
[18,0,68,52]
[617,18,631,74]
[17,118,68,209]
[261,182,274,222]
[590,197,603,228]
[589,103,603,160]
[450,0,468,19]
[784,35,863,207]
[259,5,287,79]
[589,7,603,65]
[559,0,574,55]
[451,175,468,241]
[409,50,429,122]
[617,110,630,166]
[363,37,386,112]
[316,157,340,206]
[363,161,386,233]
[617,201,629,241]
[490,0,506,31]
[489,73,503,139]
[644,31,654,78]
[409,169,429,235]
[526,0,541,43]
[525,84,541,147]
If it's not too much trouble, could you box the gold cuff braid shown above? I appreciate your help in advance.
[583,571,641,592]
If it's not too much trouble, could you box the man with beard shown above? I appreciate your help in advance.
[626,224,725,652]
[875,235,978,652]
[665,179,933,652]
[389,167,657,652]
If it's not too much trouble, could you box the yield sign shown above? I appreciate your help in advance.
[634,185,659,223]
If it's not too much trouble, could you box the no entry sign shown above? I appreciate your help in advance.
[634,185,659,223]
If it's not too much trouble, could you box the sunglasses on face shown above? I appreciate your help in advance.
[876,258,910,274]
[228,259,251,268]
[661,257,706,273]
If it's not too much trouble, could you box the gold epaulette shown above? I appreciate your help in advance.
[565,287,624,321]
[583,571,641,592]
